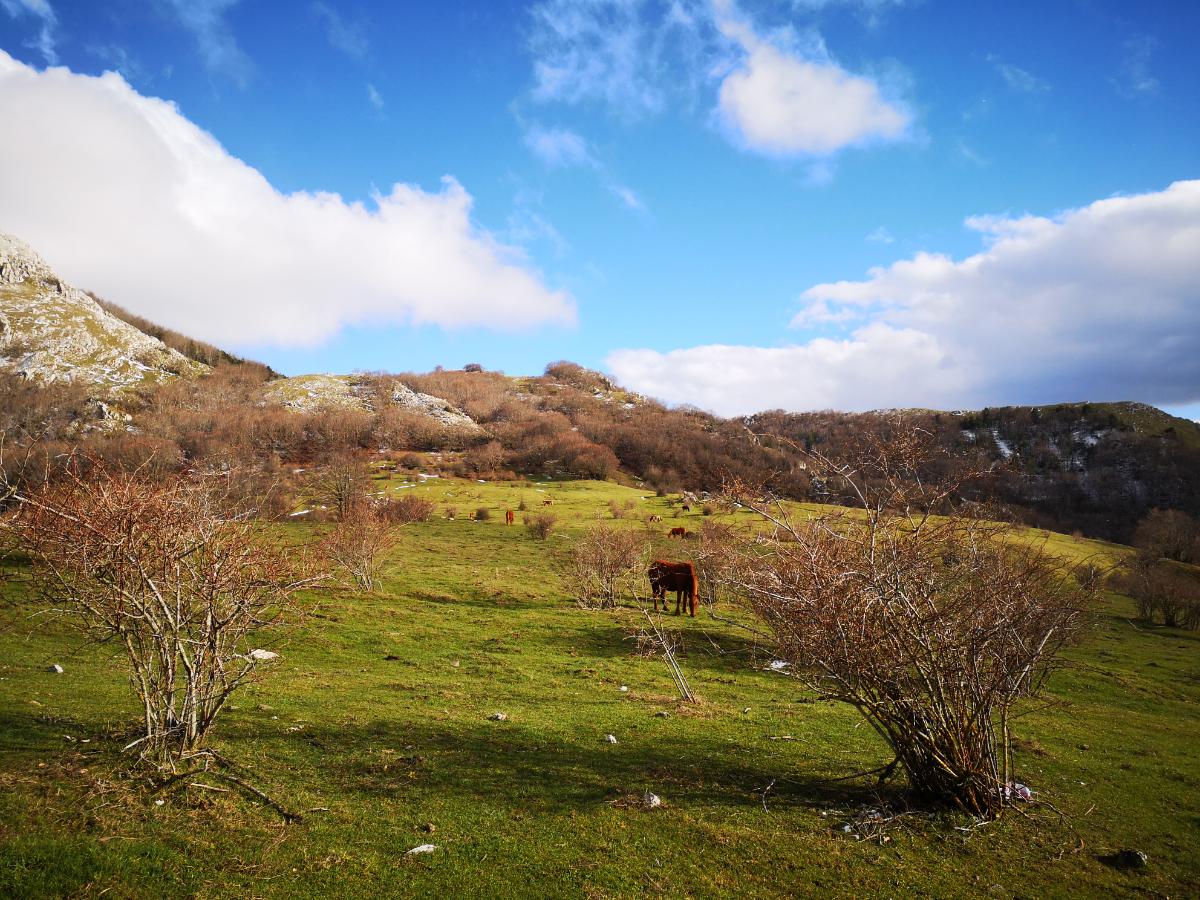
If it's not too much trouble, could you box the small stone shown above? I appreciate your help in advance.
[742,707,751,714]
[155,799,165,806]
[249,649,279,661]
[406,844,437,855]
[619,685,629,692]
[488,712,508,721]
[48,664,64,674]
[604,734,618,744]
[654,711,670,718]
[1078,744,1090,751]
[422,823,437,834]
[643,792,662,809]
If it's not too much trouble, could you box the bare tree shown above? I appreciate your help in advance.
[562,525,647,609]
[1,456,322,771]
[306,454,370,522]
[714,425,1094,817]
[320,502,403,592]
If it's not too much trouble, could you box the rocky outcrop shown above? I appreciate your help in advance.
[262,373,478,430]
[0,233,205,395]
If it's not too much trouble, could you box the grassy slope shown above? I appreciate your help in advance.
[1,477,1197,898]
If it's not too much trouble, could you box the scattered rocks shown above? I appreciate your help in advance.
[487,712,508,722]
[1101,849,1149,870]
[48,664,63,674]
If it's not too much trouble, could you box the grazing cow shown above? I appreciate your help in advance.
[647,515,662,524]
[648,560,698,616]
[681,503,691,512]
[668,526,687,538]
[505,509,515,525]
[542,499,553,506]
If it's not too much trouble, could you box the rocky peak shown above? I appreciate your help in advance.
[0,231,205,396]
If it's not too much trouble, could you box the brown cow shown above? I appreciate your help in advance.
[647,515,662,524]
[648,560,698,616]
[542,498,553,506]
[681,503,691,512]
[505,509,515,525]
[668,526,686,538]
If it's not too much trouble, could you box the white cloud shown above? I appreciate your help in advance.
[866,225,894,244]
[987,55,1049,93]
[713,1,910,157]
[0,51,574,346]
[160,0,252,86]
[524,125,593,167]
[1,0,57,64]
[608,181,1200,415]
[313,2,369,60]
[366,82,384,111]
[608,183,645,211]
[527,0,713,116]
[1114,35,1159,98]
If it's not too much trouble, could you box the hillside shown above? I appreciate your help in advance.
[1,477,1197,897]
[0,233,205,398]
[2,230,1197,542]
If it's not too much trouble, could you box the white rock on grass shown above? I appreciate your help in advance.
[643,792,662,809]
[48,664,64,674]
[604,734,618,744]
[406,844,437,855]
[249,649,279,661]
[487,712,508,721]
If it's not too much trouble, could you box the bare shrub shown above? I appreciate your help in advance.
[526,512,557,540]
[713,426,1094,817]
[378,494,435,524]
[444,505,457,520]
[306,455,370,522]
[607,500,626,519]
[319,503,402,592]
[563,525,647,609]
[475,506,491,521]
[1115,555,1200,629]
[1,457,321,771]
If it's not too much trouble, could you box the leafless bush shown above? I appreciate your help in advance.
[713,425,1094,817]
[1,456,322,771]
[475,506,491,521]
[305,455,370,522]
[319,502,402,592]
[1114,555,1200,629]
[377,494,435,524]
[563,525,648,608]
[525,512,557,540]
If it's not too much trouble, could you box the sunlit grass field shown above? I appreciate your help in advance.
[1,476,1197,898]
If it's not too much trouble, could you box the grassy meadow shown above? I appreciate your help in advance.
[1,474,1198,898]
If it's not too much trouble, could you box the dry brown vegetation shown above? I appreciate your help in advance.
[709,426,1096,816]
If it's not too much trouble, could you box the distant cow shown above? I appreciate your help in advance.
[505,509,515,525]
[681,503,691,512]
[647,515,662,524]
[542,499,553,506]
[648,560,698,616]
[668,526,687,538]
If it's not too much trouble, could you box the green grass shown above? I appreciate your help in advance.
[1,477,1197,898]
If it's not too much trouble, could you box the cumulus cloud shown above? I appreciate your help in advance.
[0,51,574,346]
[1,0,57,64]
[608,181,1200,415]
[160,0,252,86]
[713,3,911,156]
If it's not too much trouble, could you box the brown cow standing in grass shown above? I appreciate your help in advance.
[648,560,698,616]
[668,526,687,538]
[505,509,515,525]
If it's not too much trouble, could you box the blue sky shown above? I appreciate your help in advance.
[1,0,1197,418]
